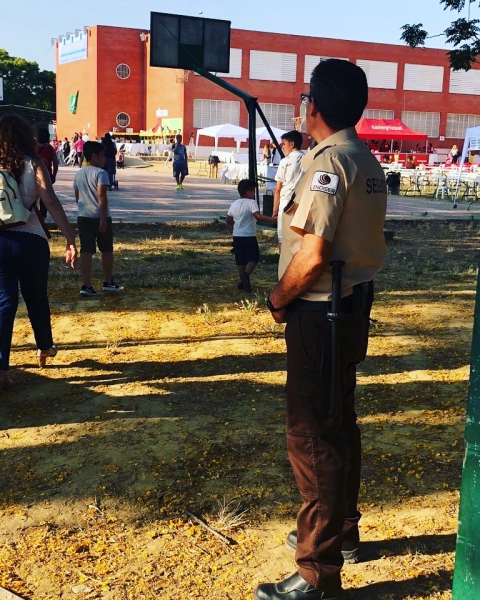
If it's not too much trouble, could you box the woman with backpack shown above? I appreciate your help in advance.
[0,114,77,391]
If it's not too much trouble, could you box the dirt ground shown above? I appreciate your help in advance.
[0,220,477,599]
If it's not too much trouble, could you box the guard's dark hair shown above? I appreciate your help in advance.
[36,127,50,145]
[310,59,368,131]
[281,130,303,149]
[237,178,255,197]
[83,141,104,162]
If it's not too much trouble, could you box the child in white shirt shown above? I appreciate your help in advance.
[225,179,276,292]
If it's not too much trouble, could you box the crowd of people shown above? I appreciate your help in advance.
[52,132,125,182]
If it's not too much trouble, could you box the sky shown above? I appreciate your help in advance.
[2,0,477,73]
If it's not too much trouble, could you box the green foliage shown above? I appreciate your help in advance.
[401,1,480,70]
[0,49,55,110]
[400,23,428,48]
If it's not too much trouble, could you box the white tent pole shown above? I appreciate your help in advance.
[195,132,200,160]
[453,133,470,209]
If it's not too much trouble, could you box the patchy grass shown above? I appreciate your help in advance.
[0,220,478,599]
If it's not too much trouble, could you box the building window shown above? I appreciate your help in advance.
[446,113,480,138]
[401,111,440,137]
[217,48,242,78]
[304,55,349,83]
[449,68,480,95]
[116,64,131,79]
[363,109,395,119]
[194,48,242,78]
[403,64,443,93]
[250,50,297,82]
[116,112,131,128]
[258,103,295,131]
[356,59,398,89]
[193,99,240,128]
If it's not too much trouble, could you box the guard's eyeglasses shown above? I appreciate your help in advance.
[300,92,312,105]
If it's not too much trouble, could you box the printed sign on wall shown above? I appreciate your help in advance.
[59,31,88,65]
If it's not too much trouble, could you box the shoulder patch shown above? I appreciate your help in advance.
[310,171,339,195]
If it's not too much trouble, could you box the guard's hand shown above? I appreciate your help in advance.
[271,307,287,324]
[98,219,108,233]
[66,244,77,269]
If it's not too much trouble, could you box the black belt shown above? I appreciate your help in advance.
[288,281,373,315]
[289,294,354,313]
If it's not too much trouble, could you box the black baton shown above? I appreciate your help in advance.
[326,260,345,421]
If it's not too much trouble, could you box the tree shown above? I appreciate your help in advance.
[401,0,480,71]
[0,49,55,111]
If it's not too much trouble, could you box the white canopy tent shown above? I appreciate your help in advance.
[255,125,286,145]
[195,123,249,158]
[453,125,480,208]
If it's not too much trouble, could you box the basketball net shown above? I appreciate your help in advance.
[293,116,305,132]
[174,69,191,84]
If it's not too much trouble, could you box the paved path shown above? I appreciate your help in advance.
[52,164,480,223]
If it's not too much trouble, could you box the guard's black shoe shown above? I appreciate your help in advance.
[254,572,344,600]
[285,530,360,564]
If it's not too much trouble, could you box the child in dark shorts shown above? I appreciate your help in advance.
[73,141,124,297]
[225,179,276,293]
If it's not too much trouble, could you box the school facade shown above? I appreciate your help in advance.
[55,24,480,149]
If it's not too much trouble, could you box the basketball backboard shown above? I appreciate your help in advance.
[150,12,231,73]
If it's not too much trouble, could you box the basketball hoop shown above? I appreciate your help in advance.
[174,69,191,84]
[293,116,305,132]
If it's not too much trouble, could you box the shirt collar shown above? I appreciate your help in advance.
[315,127,358,151]
[301,127,358,170]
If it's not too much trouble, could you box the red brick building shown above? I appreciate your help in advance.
[55,24,480,150]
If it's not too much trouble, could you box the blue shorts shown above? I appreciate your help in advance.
[173,161,188,178]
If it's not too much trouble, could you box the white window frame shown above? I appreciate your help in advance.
[401,111,440,138]
[449,68,480,95]
[116,64,131,80]
[258,103,295,131]
[403,64,443,93]
[250,50,297,82]
[363,109,395,119]
[356,59,398,90]
[193,99,240,128]
[195,48,242,78]
[116,112,131,128]
[304,55,349,83]
[446,113,480,138]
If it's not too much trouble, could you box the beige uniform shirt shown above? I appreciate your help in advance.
[278,127,387,301]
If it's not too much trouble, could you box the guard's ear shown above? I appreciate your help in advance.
[309,97,319,118]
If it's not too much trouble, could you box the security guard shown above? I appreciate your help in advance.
[255,59,387,600]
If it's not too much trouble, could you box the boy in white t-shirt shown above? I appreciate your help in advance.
[225,179,276,293]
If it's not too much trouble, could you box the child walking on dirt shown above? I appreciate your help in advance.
[225,179,276,293]
[73,141,124,297]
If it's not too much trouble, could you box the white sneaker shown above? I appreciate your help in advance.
[102,280,124,292]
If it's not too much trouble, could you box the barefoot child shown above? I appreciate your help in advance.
[225,179,276,292]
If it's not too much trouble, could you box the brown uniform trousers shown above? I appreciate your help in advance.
[285,289,372,590]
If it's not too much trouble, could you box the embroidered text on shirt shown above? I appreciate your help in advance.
[310,171,340,195]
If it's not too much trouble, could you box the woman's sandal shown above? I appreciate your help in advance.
[0,370,13,392]
[36,345,58,368]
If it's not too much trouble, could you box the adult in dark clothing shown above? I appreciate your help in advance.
[101,132,117,190]
[63,138,71,162]
[37,127,59,218]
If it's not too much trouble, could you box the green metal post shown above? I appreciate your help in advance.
[452,269,480,597]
